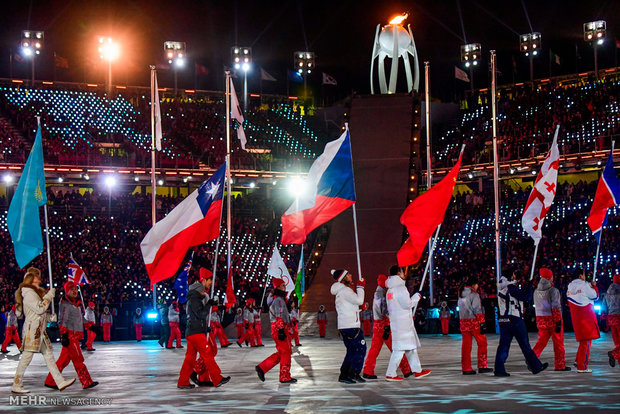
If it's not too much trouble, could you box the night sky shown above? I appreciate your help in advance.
[0,0,618,101]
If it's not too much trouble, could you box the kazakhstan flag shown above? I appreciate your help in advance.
[8,123,47,268]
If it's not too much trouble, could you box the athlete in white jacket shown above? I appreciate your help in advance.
[330,268,366,384]
[385,265,431,381]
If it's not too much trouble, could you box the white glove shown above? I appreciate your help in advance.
[412,292,422,302]
[44,288,56,301]
[49,313,58,322]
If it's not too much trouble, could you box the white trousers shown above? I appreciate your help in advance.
[386,349,421,377]
[13,345,65,389]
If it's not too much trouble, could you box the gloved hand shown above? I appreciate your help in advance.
[206,298,216,306]
[49,313,58,323]
[61,332,70,347]
[479,322,486,332]
[245,323,250,330]
[278,328,286,341]
[412,292,422,302]
[382,324,391,340]
[356,279,366,288]
[44,288,56,301]
[554,322,562,333]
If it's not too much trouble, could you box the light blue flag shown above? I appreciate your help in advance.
[7,122,47,268]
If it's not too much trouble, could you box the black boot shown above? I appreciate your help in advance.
[338,373,355,384]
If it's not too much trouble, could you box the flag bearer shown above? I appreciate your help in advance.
[567,270,600,373]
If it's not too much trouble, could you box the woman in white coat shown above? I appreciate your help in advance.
[12,267,76,394]
[385,265,431,381]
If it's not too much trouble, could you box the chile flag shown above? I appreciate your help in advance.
[587,146,620,242]
[141,162,226,286]
[281,128,356,245]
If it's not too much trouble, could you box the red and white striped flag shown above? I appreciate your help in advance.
[522,125,561,245]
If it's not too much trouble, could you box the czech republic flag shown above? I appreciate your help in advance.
[281,128,356,245]
[141,162,226,285]
[587,146,620,242]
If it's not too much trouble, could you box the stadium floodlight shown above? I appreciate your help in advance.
[288,176,307,198]
[165,41,186,94]
[460,43,481,66]
[232,46,252,111]
[294,51,314,75]
[22,30,43,86]
[98,36,120,95]
[104,175,117,188]
[520,32,541,81]
[583,20,606,78]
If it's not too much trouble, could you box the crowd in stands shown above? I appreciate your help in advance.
[436,76,620,167]
[0,85,325,171]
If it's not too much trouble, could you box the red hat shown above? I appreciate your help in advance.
[199,268,213,281]
[64,280,76,294]
[88,301,95,308]
[377,274,387,289]
[246,298,255,305]
[614,274,620,284]
[540,268,553,280]
[272,278,285,289]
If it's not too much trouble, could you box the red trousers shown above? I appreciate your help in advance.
[318,320,327,337]
[363,320,411,376]
[168,322,182,347]
[610,323,620,361]
[461,329,488,371]
[258,323,292,381]
[254,321,263,345]
[576,339,593,370]
[84,322,96,350]
[533,327,566,370]
[135,324,143,341]
[178,333,223,387]
[210,322,230,346]
[440,318,449,335]
[238,324,256,346]
[362,320,372,336]
[235,324,244,339]
[102,323,112,342]
[291,320,301,346]
[44,336,94,388]
[2,326,21,351]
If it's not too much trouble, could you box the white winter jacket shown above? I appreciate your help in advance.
[330,282,364,330]
[567,278,598,307]
[386,276,421,351]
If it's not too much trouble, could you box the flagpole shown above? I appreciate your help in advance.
[208,171,226,326]
[345,123,364,281]
[424,61,434,304]
[593,233,602,282]
[491,50,502,292]
[150,65,158,311]
[259,274,271,308]
[43,205,55,315]
[77,284,87,314]
[529,242,540,281]
[225,71,233,302]
[412,224,441,315]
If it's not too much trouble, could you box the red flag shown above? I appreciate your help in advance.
[195,63,209,76]
[224,267,236,309]
[397,153,463,267]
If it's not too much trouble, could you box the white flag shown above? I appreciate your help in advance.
[521,125,560,244]
[322,72,337,85]
[229,79,247,150]
[151,70,163,151]
[455,66,470,83]
[267,246,294,295]
[260,68,277,82]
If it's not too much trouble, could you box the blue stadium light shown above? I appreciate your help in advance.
[146,311,158,320]
[594,305,601,314]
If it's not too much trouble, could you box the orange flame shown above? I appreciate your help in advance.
[389,13,408,25]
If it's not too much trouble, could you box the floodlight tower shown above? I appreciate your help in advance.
[460,43,481,91]
[21,30,44,87]
[520,32,541,82]
[164,41,186,95]
[98,36,120,95]
[583,20,606,78]
[293,51,314,103]
[232,47,252,111]
[370,13,419,94]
